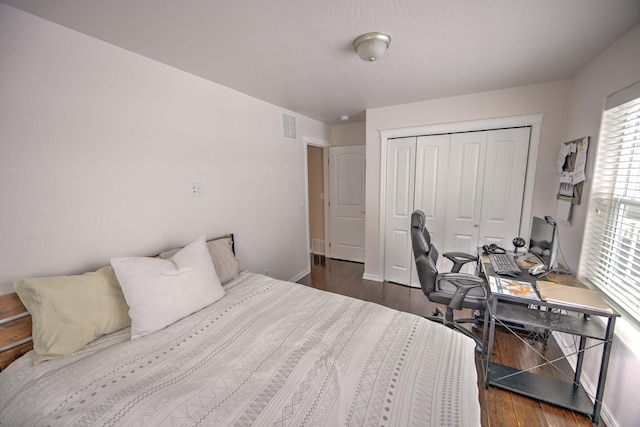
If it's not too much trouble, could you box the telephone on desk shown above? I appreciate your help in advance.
[482,243,506,255]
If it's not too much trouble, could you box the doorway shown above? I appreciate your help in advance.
[306,144,327,264]
[304,140,366,267]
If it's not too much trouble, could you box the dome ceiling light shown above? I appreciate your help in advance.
[353,32,391,62]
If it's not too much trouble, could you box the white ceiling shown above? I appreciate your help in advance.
[3,0,640,124]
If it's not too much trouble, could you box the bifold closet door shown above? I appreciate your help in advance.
[410,135,450,286]
[443,132,488,261]
[443,128,530,264]
[384,127,530,285]
[384,135,449,287]
[383,137,416,285]
[478,127,531,247]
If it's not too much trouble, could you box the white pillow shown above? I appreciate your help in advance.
[111,235,224,339]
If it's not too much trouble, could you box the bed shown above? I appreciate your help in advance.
[0,234,480,426]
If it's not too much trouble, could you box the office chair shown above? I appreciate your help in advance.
[410,210,487,347]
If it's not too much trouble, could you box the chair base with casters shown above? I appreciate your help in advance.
[422,273,486,348]
[410,210,487,349]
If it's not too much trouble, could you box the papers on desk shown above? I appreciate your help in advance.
[536,281,613,314]
[488,276,540,300]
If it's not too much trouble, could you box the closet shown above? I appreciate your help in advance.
[384,127,531,287]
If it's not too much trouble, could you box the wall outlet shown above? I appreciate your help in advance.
[190,183,203,197]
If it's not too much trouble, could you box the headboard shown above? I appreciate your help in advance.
[0,233,235,371]
[0,293,32,370]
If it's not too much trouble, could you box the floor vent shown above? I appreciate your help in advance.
[311,239,325,255]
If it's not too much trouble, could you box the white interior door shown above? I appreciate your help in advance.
[329,145,365,262]
[478,127,531,248]
[443,132,488,263]
[384,137,416,284]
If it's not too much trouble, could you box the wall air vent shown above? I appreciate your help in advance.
[282,113,297,140]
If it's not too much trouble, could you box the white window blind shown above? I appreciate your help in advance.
[581,81,640,322]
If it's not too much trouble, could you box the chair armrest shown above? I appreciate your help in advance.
[442,252,478,273]
[440,273,487,310]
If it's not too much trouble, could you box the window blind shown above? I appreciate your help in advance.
[580,82,640,322]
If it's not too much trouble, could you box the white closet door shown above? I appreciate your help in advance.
[444,132,488,264]
[411,135,450,285]
[478,127,531,248]
[383,128,530,284]
[329,146,366,262]
[384,137,416,285]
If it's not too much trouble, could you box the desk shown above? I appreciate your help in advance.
[480,254,618,426]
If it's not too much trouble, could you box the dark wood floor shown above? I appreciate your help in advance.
[298,257,602,427]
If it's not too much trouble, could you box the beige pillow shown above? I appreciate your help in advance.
[14,266,131,364]
[112,235,225,339]
[206,238,239,284]
[159,236,239,284]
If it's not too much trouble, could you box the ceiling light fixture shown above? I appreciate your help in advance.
[353,32,391,62]
[340,115,349,121]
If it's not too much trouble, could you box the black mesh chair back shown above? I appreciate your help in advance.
[410,210,487,348]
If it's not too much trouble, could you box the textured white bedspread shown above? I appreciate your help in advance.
[0,272,480,426]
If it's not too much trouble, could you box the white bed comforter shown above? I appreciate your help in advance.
[0,272,480,426]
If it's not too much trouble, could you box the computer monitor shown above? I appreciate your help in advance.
[528,216,559,272]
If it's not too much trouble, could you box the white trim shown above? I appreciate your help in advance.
[379,114,544,139]
[323,149,331,259]
[378,114,544,282]
[303,136,330,147]
[377,132,389,282]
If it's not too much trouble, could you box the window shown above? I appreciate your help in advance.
[580,81,640,322]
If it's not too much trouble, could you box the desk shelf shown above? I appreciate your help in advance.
[480,256,619,426]
[495,303,607,340]
[487,363,594,415]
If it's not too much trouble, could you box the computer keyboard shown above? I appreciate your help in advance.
[489,253,521,276]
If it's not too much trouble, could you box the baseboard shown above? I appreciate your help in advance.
[290,268,310,283]
[362,273,382,282]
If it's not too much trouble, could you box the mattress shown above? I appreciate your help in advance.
[0,272,480,426]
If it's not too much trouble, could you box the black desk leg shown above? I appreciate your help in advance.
[592,316,616,426]
[484,298,498,390]
[574,335,587,386]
